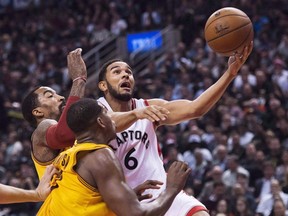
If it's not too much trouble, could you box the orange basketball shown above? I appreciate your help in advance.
[204,7,253,56]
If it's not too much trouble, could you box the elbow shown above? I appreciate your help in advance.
[195,109,209,118]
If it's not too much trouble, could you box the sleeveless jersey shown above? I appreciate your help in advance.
[98,97,208,215]
[31,153,54,179]
[37,143,115,216]
[98,97,167,201]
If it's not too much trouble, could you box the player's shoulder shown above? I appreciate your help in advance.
[87,147,121,171]
[89,147,115,162]
[33,119,57,137]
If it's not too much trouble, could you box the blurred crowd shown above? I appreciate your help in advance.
[0,0,288,215]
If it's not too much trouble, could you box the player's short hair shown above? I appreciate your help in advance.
[67,98,102,134]
[98,58,123,82]
[21,86,41,128]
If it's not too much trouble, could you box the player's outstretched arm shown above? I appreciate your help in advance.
[90,148,190,216]
[148,42,253,126]
[0,165,58,204]
[109,105,169,132]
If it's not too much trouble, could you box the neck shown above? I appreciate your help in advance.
[105,95,132,112]
[76,131,110,145]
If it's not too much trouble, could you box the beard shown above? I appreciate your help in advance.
[107,81,133,102]
[55,101,66,121]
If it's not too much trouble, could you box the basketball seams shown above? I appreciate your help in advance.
[205,22,252,43]
[204,7,253,56]
[204,14,250,31]
[217,25,253,54]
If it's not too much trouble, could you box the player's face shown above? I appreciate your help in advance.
[34,87,65,120]
[105,61,135,101]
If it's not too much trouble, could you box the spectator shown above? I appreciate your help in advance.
[222,155,249,188]
[198,165,224,203]
[233,196,254,216]
[202,182,228,215]
[241,143,263,188]
[256,179,288,216]
[212,144,228,171]
[254,161,277,204]
[213,199,229,216]
[269,196,286,216]
[276,149,288,186]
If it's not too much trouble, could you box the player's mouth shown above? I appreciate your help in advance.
[59,102,66,112]
[120,81,131,91]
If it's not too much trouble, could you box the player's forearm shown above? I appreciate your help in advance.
[111,110,138,132]
[190,69,235,116]
[69,78,86,97]
[140,189,178,216]
[0,184,40,204]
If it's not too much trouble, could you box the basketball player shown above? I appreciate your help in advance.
[97,42,253,216]
[21,48,169,199]
[37,98,191,215]
[0,164,57,204]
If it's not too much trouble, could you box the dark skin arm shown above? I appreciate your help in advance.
[76,148,191,216]
[133,180,163,201]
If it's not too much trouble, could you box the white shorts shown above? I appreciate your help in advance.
[164,191,208,216]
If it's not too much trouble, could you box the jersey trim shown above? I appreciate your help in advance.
[77,175,98,192]
[186,206,208,216]
[31,152,55,166]
[131,98,136,110]
[144,99,149,106]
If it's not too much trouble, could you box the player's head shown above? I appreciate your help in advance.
[98,59,135,101]
[22,86,65,127]
[67,98,116,143]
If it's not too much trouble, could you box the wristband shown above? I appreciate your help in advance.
[73,76,87,83]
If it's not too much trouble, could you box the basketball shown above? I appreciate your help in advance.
[204,7,253,56]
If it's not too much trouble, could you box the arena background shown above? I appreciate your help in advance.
[0,0,288,215]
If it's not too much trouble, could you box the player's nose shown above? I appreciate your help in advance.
[57,94,65,101]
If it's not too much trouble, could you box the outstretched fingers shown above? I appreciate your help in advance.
[228,40,254,76]
[133,180,163,201]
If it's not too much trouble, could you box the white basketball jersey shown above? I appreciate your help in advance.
[98,97,167,200]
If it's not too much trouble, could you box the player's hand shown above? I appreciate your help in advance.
[134,105,170,122]
[36,165,59,201]
[133,180,163,201]
[228,41,253,76]
[166,161,191,195]
[67,48,87,80]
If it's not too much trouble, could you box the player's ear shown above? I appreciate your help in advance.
[98,81,107,92]
[32,107,44,118]
[97,117,106,128]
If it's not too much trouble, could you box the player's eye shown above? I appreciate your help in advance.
[126,70,132,75]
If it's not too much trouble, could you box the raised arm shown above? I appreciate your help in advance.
[0,165,58,204]
[89,148,190,216]
[148,42,253,125]
[44,48,87,149]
